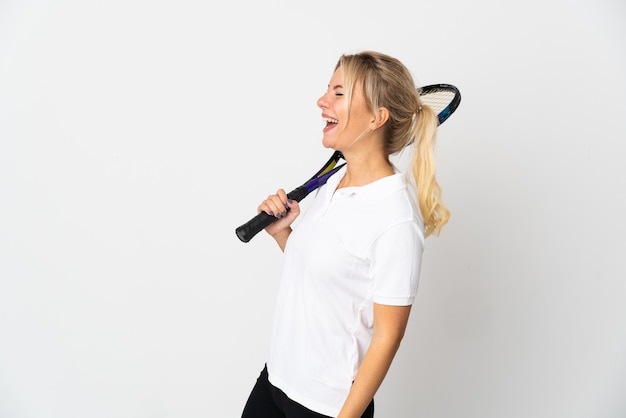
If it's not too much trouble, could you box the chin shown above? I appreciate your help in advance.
[321,137,335,149]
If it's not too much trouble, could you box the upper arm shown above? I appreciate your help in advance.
[372,303,412,343]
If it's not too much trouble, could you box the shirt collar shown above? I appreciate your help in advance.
[326,165,408,204]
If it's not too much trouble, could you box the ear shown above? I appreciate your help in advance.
[369,107,389,131]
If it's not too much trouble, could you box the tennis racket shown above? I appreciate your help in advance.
[235,83,461,243]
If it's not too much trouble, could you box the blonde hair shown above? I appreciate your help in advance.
[337,51,450,237]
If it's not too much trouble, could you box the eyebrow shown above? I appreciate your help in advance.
[328,84,343,89]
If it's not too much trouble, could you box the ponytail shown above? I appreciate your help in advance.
[411,105,450,237]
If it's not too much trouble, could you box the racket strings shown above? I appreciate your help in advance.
[421,90,457,115]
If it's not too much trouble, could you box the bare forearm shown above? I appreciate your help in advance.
[272,227,292,252]
[337,335,402,418]
[338,303,411,418]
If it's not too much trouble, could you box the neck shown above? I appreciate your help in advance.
[337,152,394,189]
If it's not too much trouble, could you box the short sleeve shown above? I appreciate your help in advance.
[369,221,424,306]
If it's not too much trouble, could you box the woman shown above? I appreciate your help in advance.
[241,51,450,418]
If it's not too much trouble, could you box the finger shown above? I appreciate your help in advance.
[258,193,288,218]
[257,195,277,216]
[270,189,293,217]
[276,188,288,203]
[285,198,299,217]
[267,194,286,218]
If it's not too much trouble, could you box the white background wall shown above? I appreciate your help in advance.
[1,1,625,417]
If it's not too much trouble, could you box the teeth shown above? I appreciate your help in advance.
[324,117,338,124]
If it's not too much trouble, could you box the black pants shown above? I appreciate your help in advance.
[241,365,374,418]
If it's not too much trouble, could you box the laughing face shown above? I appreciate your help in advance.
[316,68,375,152]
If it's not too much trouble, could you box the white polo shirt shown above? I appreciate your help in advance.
[266,165,424,417]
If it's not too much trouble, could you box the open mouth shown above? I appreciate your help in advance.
[323,117,338,131]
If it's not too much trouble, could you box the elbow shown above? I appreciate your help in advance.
[371,329,405,352]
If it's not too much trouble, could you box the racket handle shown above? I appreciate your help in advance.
[235,211,277,243]
[286,185,310,202]
[235,186,311,243]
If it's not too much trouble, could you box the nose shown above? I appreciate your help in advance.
[317,93,327,109]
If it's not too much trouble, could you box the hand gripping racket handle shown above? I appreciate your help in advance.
[235,186,310,243]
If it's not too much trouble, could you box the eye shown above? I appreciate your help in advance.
[335,92,344,97]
